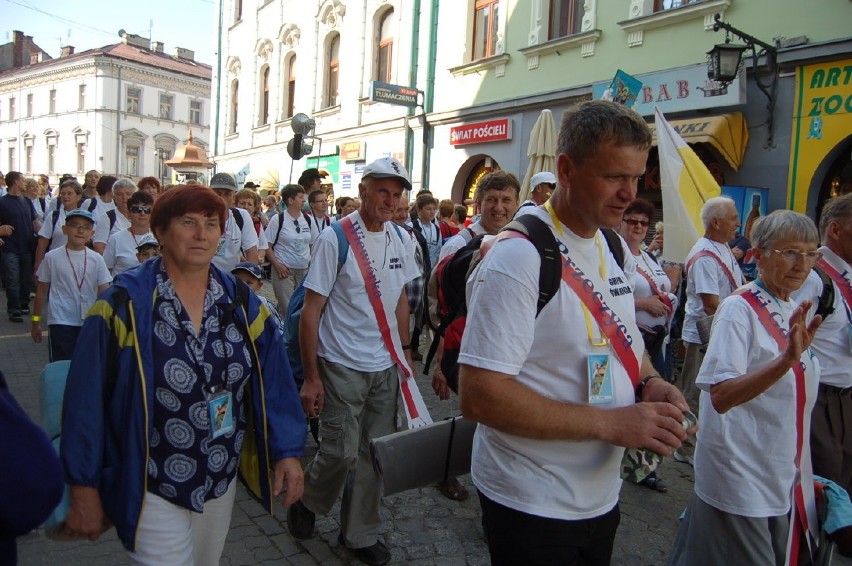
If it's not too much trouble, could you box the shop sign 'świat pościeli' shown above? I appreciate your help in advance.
[450,118,512,146]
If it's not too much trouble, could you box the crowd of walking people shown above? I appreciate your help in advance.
[1,99,851,566]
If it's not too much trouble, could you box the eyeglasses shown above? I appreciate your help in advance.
[622,218,650,228]
[66,223,93,231]
[769,248,823,264]
[130,206,152,214]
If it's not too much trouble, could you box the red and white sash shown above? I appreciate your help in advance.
[686,249,740,289]
[735,287,818,563]
[340,216,432,428]
[817,257,852,313]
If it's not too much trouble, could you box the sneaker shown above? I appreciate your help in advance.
[9,312,22,323]
[339,534,391,566]
[286,500,315,540]
[673,449,694,467]
[20,307,30,314]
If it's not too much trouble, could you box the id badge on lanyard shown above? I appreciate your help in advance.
[206,384,234,439]
[587,354,614,404]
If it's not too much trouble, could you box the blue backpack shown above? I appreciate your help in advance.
[283,221,405,389]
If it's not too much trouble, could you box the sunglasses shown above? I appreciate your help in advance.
[130,206,152,214]
[622,218,650,228]
[293,219,301,233]
[66,222,93,231]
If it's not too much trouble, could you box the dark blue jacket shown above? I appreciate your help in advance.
[60,257,305,551]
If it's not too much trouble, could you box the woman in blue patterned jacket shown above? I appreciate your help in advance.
[60,185,306,565]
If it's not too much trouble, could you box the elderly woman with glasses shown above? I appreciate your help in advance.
[668,210,824,565]
[265,184,312,317]
[103,192,155,275]
[60,185,305,564]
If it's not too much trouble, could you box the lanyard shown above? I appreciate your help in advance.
[65,248,87,291]
[636,261,674,312]
[734,286,818,562]
[338,217,432,428]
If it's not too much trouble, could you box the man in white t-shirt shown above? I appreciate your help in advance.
[679,196,744,413]
[457,101,689,566]
[792,193,852,494]
[516,170,555,212]
[209,172,259,271]
[265,185,312,316]
[288,157,419,566]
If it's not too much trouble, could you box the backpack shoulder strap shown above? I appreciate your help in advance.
[87,198,98,212]
[106,209,117,230]
[388,221,406,244]
[271,213,286,248]
[230,207,244,231]
[502,214,562,315]
[601,228,625,270]
[813,265,836,320]
[329,221,350,271]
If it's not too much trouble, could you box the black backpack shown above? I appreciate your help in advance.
[813,265,836,320]
[423,214,563,391]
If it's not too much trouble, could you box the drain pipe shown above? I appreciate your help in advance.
[405,0,422,184]
[213,0,224,158]
[115,66,121,174]
[420,0,439,190]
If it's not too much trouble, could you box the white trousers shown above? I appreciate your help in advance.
[128,479,236,566]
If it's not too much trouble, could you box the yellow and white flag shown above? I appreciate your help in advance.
[654,107,721,264]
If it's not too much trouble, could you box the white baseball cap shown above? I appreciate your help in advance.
[362,157,412,191]
[530,171,557,188]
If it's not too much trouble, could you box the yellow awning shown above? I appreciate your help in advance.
[648,112,749,171]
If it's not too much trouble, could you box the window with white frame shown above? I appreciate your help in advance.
[78,85,86,110]
[159,94,174,120]
[190,100,202,125]
[25,145,32,173]
[259,66,270,126]
[654,0,701,11]
[26,94,33,118]
[9,97,16,120]
[473,0,500,59]
[8,146,15,171]
[126,145,139,176]
[48,144,56,174]
[376,9,394,82]
[229,79,239,134]
[325,33,340,108]
[284,55,296,119]
[49,90,56,114]
[127,87,141,113]
[234,0,243,22]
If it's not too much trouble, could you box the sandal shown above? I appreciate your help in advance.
[437,477,469,501]
[638,472,668,493]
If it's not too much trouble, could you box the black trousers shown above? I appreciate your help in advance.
[479,492,620,566]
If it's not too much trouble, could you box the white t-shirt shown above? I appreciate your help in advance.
[304,211,419,372]
[695,282,819,517]
[94,209,130,245]
[36,246,112,326]
[458,207,642,521]
[439,221,482,262]
[211,208,259,272]
[634,250,678,331]
[104,230,152,275]
[792,247,852,388]
[96,197,116,212]
[414,218,442,267]
[306,211,331,246]
[38,207,71,251]
[683,237,743,343]
[30,197,49,222]
[265,211,311,269]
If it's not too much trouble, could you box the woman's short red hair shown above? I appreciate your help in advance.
[151,185,227,236]
[138,176,163,194]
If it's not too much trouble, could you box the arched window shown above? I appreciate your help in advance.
[285,55,296,119]
[230,79,239,134]
[325,33,340,108]
[259,65,270,126]
[376,9,394,82]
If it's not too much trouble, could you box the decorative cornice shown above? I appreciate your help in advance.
[449,54,511,77]
[617,0,731,46]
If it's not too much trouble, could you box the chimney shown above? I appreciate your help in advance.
[152,41,164,53]
[121,33,150,50]
[13,30,24,68]
[173,47,195,61]
[60,45,75,57]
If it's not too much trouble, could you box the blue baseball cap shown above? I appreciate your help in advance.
[231,261,262,280]
[65,209,96,224]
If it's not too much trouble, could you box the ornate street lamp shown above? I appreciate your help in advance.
[705,13,779,147]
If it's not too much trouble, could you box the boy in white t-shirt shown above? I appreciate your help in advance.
[31,209,112,361]
[134,234,160,264]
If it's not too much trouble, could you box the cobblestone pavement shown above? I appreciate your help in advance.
[6,283,694,565]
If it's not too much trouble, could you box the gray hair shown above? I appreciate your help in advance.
[112,178,138,192]
[700,196,735,229]
[750,210,819,250]
[819,193,852,242]
[557,100,652,166]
